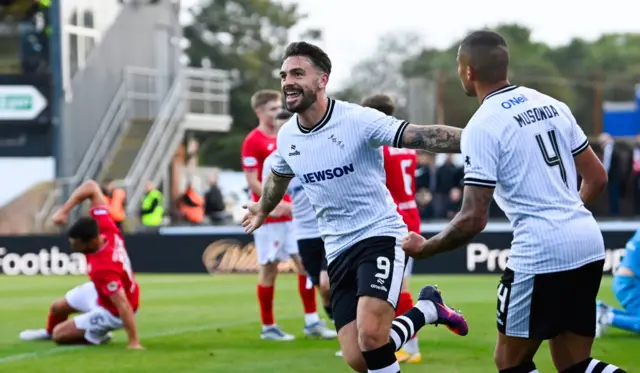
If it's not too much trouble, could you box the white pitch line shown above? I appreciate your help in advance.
[0,315,301,364]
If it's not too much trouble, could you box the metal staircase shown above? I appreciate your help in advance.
[100,118,155,181]
[124,68,232,217]
[34,67,231,231]
[33,67,174,231]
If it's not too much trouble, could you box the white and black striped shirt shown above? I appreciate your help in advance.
[270,99,408,263]
[462,85,605,274]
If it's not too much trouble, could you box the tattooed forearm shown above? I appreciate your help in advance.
[401,124,462,153]
[260,171,293,214]
[418,185,493,259]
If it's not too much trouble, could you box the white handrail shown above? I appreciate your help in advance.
[34,80,129,230]
[127,95,186,213]
[125,71,184,185]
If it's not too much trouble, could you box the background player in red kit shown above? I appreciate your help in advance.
[362,94,422,363]
[19,180,142,349]
[241,89,334,341]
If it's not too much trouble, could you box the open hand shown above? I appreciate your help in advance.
[241,201,268,234]
[127,342,145,350]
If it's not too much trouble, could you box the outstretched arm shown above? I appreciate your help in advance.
[259,171,293,215]
[398,123,462,153]
[414,185,493,259]
[359,108,462,153]
[60,180,108,214]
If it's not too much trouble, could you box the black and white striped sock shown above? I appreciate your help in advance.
[388,308,425,351]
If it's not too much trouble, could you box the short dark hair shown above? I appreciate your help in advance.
[459,30,509,83]
[361,94,396,116]
[67,217,99,242]
[282,41,332,75]
[251,90,282,110]
[276,111,293,120]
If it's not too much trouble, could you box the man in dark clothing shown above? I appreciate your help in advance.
[205,172,227,223]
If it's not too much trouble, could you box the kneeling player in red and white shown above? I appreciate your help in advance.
[363,94,423,363]
[19,180,142,349]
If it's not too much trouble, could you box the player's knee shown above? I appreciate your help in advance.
[51,324,67,344]
[258,263,278,285]
[50,299,70,315]
[291,254,305,274]
[401,278,410,292]
[357,323,388,351]
[493,344,511,370]
[494,345,534,371]
[318,276,330,298]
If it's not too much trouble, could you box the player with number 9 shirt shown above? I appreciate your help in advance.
[362,93,423,364]
[19,180,142,350]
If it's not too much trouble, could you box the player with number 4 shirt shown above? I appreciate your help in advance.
[19,180,142,350]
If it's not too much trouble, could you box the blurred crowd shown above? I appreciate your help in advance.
[99,168,234,231]
[414,133,640,220]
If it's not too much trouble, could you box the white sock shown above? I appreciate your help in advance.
[262,324,275,331]
[415,300,438,324]
[305,312,320,325]
[368,361,400,373]
[606,311,614,325]
[403,337,419,354]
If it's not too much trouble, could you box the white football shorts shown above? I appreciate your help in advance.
[253,221,298,265]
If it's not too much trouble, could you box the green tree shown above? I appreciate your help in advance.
[183,0,318,169]
[400,24,640,134]
[332,32,422,119]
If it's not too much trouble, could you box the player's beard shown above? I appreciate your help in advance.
[286,87,317,113]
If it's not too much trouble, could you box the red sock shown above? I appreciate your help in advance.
[257,284,275,325]
[395,291,414,317]
[297,275,317,314]
[46,312,68,334]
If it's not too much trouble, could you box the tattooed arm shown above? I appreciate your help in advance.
[399,124,462,153]
[259,171,293,215]
[414,185,493,259]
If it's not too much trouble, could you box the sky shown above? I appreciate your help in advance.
[180,0,640,89]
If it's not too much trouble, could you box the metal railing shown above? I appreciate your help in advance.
[124,67,231,215]
[34,67,172,231]
[35,67,230,231]
[124,72,185,215]
[34,80,129,231]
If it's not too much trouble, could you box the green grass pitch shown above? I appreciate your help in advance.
[0,274,637,372]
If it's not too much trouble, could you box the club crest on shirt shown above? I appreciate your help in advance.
[107,281,119,292]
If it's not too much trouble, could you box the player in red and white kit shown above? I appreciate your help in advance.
[19,180,142,349]
[241,90,335,341]
[363,94,422,363]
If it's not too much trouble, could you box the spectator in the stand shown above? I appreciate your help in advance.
[434,154,462,218]
[415,152,436,194]
[598,133,623,216]
[101,179,126,230]
[140,181,164,228]
[415,188,434,219]
[178,183,205,225]
[632,133,640,215]
[446,187,463,219]
[205,170,227,223]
